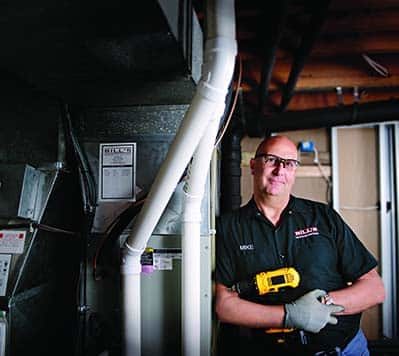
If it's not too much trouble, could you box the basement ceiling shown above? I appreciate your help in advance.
[229,0,399,115]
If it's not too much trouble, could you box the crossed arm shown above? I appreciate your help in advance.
[327,268,385,315]
[215,268,385,329]
[215,282,285,328]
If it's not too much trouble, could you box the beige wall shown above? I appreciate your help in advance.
[336,127,380,340]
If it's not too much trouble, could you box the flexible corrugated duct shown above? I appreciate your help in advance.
[120,1,237,355]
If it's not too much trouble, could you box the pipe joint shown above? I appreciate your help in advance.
[199,37,237,102]
[182,191,203,223]
[183,190,203,201]
[198,81,227,103]
[183,180,205,198]
[121,243,143,275]
[205,36,237,58]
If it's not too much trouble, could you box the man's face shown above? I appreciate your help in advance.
[250,137,298,198]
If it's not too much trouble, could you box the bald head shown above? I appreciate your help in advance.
[255,135,298,160]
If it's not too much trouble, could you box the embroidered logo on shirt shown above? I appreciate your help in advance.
[239,244,254,251]
[294,227,319,239]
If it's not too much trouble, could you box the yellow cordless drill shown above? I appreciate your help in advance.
[232,267,300,333]
[232,267,300,297]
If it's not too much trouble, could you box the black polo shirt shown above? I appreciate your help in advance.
[216,195,377,350]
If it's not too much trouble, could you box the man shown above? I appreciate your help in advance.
[215,135,385,355]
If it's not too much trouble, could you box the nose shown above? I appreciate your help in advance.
[272,160,285,173]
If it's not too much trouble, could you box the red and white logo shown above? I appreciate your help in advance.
[294,226,319,239]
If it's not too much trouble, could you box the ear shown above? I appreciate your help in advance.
[249,158,255,175]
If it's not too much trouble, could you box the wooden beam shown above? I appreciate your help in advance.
[273,90,399,111]
[322,9,399,34]
[241,88,399,112]
[242,54,399,91]
[240,32,399,60]
[288,74,399,91]
[311,32,399,57]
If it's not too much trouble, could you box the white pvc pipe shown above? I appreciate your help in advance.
[183,1,236,354]
[120,0,236,354]
[182,109,224,356]
[122,273,141,355]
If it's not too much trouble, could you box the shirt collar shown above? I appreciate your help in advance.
[244,195,298,219]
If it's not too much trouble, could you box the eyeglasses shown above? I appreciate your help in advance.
[254,153,300,170]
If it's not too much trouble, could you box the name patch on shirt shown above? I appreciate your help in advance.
[239,244,254,251]
[294,227,319,239]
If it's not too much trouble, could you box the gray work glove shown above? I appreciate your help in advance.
[284,289,344,333]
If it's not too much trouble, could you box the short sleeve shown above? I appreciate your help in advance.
[332,209,378,282]
[215,216,237,287]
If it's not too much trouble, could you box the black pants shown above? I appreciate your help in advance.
[216,324,341,356]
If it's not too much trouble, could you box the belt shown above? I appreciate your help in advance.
[251,329,344,355]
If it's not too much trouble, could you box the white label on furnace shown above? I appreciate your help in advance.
[0,255,11,296]
[153,252,182,271]
[99,143,136,202]
[0,230,26,254]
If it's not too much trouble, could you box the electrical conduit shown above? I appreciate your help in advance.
[121,0,236,354]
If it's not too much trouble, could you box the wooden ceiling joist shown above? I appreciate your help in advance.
[294,77,399,91]
[311,32,399,57]
[240,32,399,60]
[232,0,399,115]
[242,88,399,112]
[270,90,399,111]
[242,55,399,91]
[322,9,399,34]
